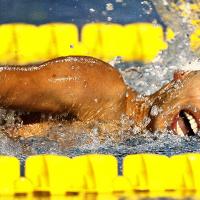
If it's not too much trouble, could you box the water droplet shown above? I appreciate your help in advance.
[89,8,95,13]
[141,1,153,15]
[150,105,163,117]
[106,3,114,11]
[94,98,98,103]
[107,16,112,21]
[102,11,107,16]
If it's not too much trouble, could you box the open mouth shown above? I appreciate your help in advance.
[171,109,200,136]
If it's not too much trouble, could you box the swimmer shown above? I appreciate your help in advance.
[0,56,199,139]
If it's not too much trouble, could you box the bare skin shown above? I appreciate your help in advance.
[149,71,200,136]
[0,56,127,121]
[0,56,199,140]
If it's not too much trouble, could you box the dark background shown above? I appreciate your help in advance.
[0,0,165,28]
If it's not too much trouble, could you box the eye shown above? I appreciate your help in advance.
[171,109,199,136]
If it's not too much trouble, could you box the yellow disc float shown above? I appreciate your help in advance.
[0,22,174,64]
[0,153,200,195]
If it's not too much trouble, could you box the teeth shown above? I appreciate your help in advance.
[184,112,198,134]
[176,121,185,136]
[184,112,193,120]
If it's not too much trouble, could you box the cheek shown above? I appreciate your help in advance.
[150,111,175,132]
[154,116,168,130]
[147,114,167,132]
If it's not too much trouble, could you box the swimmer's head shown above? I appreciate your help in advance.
[148,71,200,136]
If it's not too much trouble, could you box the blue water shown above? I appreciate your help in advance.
[0,0,165,28]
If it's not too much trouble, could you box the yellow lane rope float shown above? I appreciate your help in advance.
[0,153,200,195]
[0,23,175,65]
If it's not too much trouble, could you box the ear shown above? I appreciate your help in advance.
[173,70,190,81]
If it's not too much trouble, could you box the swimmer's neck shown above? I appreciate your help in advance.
[126,88,152,129]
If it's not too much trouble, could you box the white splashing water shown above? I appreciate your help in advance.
[0,1,199,164]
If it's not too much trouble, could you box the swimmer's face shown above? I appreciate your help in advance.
[148,71,200,136]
